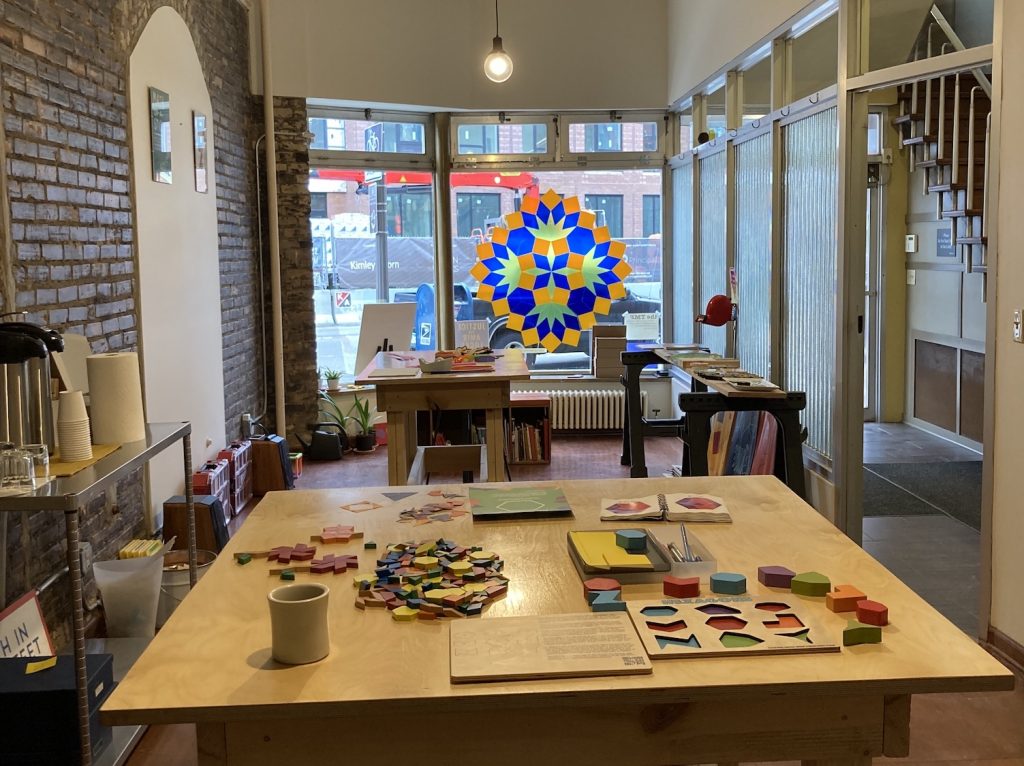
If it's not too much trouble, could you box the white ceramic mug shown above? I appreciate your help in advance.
[267,582,330,665]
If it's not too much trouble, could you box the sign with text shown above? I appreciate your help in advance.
[0,592,54,659]
[936,226,956,258]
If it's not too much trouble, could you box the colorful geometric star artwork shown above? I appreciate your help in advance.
[470,188,632,352]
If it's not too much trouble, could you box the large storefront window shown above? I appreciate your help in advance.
[309,169,436,379]
[450,169,663,372]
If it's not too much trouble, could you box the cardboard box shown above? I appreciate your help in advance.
[591,325,627,376]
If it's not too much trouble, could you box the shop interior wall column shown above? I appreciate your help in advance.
[432,112,454,349]
[260,0,287,435]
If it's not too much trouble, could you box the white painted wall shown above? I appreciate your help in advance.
[130,7,226,528]
[666,0,812,104]
[989,0,1024,648]
[263,0,667,110]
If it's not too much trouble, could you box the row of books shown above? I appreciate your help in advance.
[505,418,548,463]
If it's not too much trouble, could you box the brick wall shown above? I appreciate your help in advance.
[271,96,318,439]
[0,0,260,648]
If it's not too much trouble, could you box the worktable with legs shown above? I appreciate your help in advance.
[101,475,1012,765]
[355,350,531,485]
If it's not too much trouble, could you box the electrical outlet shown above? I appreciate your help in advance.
[1014,310,1023,343]
[906,269,916,285]
[904,234,918,253]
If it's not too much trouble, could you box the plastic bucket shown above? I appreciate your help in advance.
[157,549,216,627]
[93,554,165,638]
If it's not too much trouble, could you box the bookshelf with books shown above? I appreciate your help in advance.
[505,393,551,466]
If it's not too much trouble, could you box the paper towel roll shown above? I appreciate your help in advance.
[87,352,147,444]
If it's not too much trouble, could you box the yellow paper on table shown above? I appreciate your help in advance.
[568,531,654,571]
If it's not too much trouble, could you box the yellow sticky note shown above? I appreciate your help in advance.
[25,656,57,674]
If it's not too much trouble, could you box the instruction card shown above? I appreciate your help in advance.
[450,612,652,683]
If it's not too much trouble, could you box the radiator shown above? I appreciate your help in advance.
[519,389,647,431]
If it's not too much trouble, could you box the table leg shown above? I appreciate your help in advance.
[484,408,506,482]
[404,411,417,466]
[66,508,92,766]
[386,412,409,486]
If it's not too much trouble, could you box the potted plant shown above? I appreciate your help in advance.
[322,368,342,392]
[347,394,378,452]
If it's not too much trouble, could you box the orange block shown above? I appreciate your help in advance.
[826,584,866,613]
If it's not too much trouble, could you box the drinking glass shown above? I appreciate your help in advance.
[21,443,49,480]
[0,449,36,490]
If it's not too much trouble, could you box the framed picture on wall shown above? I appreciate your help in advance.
[149,87,172,184]
[193,111,208,193]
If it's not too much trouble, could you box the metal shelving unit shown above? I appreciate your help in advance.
[0,422,196,766]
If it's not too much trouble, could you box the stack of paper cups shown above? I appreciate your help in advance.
[87,352,146,444]
[57,390,93,462]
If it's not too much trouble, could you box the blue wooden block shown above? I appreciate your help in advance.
[587,588,622,605]
[592,598,628,613]
[710,572,747,595]
[615,529,648,552]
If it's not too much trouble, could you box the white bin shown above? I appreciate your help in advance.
[157,549,216,627]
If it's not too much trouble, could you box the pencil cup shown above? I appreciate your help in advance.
[267,582,330,665]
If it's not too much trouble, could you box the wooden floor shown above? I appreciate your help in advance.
[126,432,1021,766]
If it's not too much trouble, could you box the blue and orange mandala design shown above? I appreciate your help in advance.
[470,189,632,352]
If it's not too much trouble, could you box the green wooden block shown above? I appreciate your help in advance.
[710,572,747,595]
[615,529,648,552]
[280,569,295,581]
[236,553,252,565]
[843,619,883,646]
[791,571,831,597]
[364,541,377,550]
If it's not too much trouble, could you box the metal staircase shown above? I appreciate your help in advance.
[893,8,991,274]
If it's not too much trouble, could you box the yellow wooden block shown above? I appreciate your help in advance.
[474,551,497,561]
[424,588,465,603]
[569,531,654,571]
[448,561,472,576]
[463,583,489,593]
[392,606,418,622]
[416,542,435,555]
[352,574,376,588]
[413,556,439,569]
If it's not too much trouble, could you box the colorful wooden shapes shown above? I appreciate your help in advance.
[358,538,509,622]
[615,529,648,552]
[757,565,795,589]
[590,590,627,612]
[710,572,747,595]
[315,525,363,544]
[856,599,889,626]
[310,554,359,575]
[843,619,882,646]
[267,543,316,564]
[663,575,700,599]
[790,571,831,597]
[826,584,866,613]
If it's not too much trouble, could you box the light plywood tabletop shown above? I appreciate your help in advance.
[354,350,531,386]
[101,475,1013,726]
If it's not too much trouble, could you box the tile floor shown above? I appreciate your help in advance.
[127,429,1022,765]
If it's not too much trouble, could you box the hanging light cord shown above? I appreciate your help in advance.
[494,0,500,37]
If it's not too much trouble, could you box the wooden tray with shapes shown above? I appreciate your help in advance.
[625,595,840,659]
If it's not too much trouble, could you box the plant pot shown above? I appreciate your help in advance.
[326,379,341,392]
[353,433,377,452]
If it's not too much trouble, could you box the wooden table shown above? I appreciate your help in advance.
[354,351,531,485]
[101,476,1013,765]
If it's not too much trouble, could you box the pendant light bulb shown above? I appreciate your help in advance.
[485,37,513,82]
[484,1,512,83]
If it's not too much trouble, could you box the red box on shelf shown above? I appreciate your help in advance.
[217,440,253,516]
[193,459,232,522]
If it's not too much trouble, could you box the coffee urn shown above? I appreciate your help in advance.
[0,319,65,454]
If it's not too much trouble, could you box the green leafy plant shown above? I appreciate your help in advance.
[322,368,342,381]
[317,390,351,430]
[347,394,376,435]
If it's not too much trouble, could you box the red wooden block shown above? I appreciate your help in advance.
[826,584,866,613]
[663,575,700,598]
[583,577,621,599]
[856,599,889,626]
